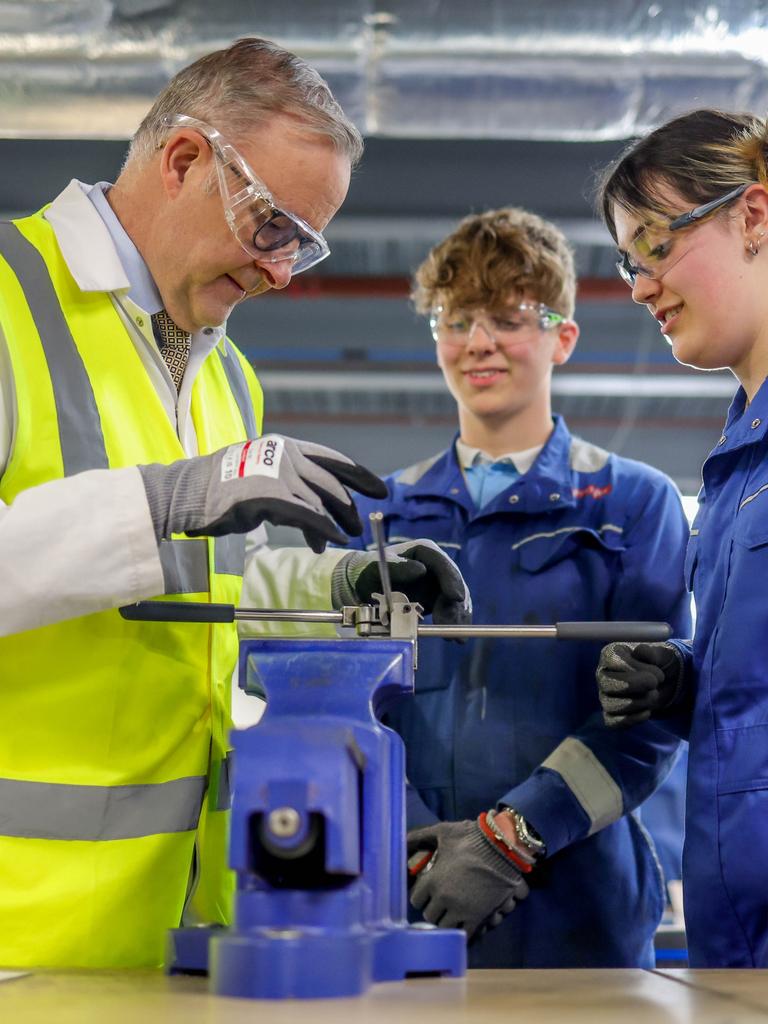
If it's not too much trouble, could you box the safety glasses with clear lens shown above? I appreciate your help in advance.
[615,183,753,287]
[429,303,565,345]
[161,114,330,275]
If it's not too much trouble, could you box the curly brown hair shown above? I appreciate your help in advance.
[412,207,576,319]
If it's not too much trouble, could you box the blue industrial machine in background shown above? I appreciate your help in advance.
[122,516,671,1000]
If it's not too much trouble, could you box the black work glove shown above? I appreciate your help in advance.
[332,540,472,625]
[406,820,528,941]
[138,434,387,553]
[596,641,685,728]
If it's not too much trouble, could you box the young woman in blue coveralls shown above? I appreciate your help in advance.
[352,208,692,967]
[595,109,768,968]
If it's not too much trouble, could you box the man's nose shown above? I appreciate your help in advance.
[466,319,498,352]
[256,257,293,290]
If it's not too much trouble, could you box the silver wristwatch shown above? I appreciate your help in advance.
[508,809,547,857]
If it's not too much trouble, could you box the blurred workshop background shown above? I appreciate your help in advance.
[1,0,763,510]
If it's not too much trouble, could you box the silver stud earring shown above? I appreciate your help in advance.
[748,239,760,256]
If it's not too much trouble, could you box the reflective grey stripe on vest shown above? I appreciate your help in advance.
[214,533,246,577]
[0,775,206,841]
[217,341,258,439]
[159,539,209,594]
[158,537,245,593]
[0,222,108,474]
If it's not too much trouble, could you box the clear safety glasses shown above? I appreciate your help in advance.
[162,114,330,275]
[429,303,566,348]
[615,183,753,288]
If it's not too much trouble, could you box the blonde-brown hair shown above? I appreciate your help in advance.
[127,36,363,169]
[597,109,768,240]
[412,207,576,319]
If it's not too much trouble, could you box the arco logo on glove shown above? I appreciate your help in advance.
[220,436,285,482]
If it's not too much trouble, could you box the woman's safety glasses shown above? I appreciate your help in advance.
[430,303,566,348]
[162,114,330,275]
[615,183,752,288]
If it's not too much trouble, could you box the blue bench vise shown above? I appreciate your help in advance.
[163,598,466,999]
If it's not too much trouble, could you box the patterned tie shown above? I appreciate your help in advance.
[151,310,192,391]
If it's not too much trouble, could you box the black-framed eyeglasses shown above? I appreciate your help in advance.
[615,182,754,287]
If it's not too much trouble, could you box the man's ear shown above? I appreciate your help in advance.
[160,130,211,199]
[552,319,580,366]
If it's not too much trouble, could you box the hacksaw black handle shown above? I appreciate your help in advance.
[119,601,235,623]
[555,621,671,642]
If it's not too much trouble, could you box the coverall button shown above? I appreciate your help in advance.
[717,435,727,445]
[136,316,144,328]
[549,492,560,502]
[450,487,460,495]
[508,494,519,504]
[752,418,761,429]
[204,327,213,335]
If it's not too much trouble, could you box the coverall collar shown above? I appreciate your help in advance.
[399,416,579,516]
[709,376,768,460]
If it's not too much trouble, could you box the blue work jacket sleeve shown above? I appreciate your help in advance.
[500,714,682,855]
[498,469,692,856]
[405,778,440,828]
[651,638,695,741]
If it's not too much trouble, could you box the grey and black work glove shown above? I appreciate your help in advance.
[406,820,528,941]
[138,434,388,554]
[596,641,686,728]
[331,539,472,625]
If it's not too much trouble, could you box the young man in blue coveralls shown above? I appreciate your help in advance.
[351,207,692,967]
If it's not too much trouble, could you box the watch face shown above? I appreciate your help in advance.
[515,812,545,853]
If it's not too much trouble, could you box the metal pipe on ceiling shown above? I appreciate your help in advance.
[0,1,766,140]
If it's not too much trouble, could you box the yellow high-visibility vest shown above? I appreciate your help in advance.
[0,210,263,968]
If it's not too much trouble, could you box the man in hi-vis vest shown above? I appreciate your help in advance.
[0,37,470,969]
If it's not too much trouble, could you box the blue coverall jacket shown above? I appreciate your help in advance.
[355,416,692,968]
[672,380,768,967]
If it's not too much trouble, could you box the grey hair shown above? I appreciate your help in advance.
[126,36,363,169]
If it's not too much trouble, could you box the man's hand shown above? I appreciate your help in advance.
[406,819,528,940]
[596,641,685,728]
[138,434,388,553]
[333,540,472,625]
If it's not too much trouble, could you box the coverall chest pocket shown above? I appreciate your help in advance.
[515,525,625,573]
[733,481,768,550]
[381,500,461,552]
[729,487,768,611]
[514,526,625,621]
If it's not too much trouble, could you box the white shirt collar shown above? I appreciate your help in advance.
[41,178,225,346]
[43,179,131,293]
[455,437,543,475]
[86,181,163,313]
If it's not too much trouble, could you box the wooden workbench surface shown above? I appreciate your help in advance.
[3,968,768,1024]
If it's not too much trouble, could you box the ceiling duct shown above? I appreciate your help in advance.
[0,1,767,140]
